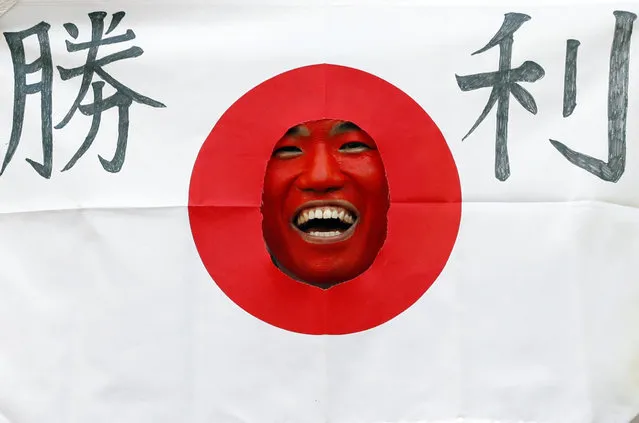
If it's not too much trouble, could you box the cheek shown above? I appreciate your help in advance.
[262,166,295,242]
[263,163,299,203]
[341,156,389,198]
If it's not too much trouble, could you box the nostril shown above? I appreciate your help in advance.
[296,169,346,192]
[299,185,343,193]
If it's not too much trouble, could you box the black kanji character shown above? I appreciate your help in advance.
[56,11,165,173]
[551,11,636,182]
[456,13,545,181]
[3,22,54,178]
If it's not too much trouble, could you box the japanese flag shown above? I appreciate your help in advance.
[0,0,638,422]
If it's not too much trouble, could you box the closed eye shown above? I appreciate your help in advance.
[273,146,303,159]
[339,142,372,153]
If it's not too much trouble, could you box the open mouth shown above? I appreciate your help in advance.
[292,203,358,242]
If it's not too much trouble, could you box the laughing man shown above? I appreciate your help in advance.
[261,119,390,289]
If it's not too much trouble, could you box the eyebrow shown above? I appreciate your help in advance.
[283,125,310,137]
[329,121,362,136]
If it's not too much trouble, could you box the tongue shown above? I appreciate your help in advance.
[303,218,349,233]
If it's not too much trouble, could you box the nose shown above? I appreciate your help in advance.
[296,144,345,193]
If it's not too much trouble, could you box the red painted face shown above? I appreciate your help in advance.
[261,119,390,289]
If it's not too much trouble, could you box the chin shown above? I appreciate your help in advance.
[280,252,374,289]
[289,271,355,290]
[263,218,386,289]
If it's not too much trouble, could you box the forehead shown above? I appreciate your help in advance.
[282,119,363,138]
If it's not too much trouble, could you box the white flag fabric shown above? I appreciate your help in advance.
[0,1,638,422]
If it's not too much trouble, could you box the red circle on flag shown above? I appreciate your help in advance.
[188,64,461,335]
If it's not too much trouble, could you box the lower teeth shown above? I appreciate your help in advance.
[309,231,341,237]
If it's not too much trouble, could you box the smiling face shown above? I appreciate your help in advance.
[261,119,390,289]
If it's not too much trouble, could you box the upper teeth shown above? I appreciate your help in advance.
[296,206,355,226]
